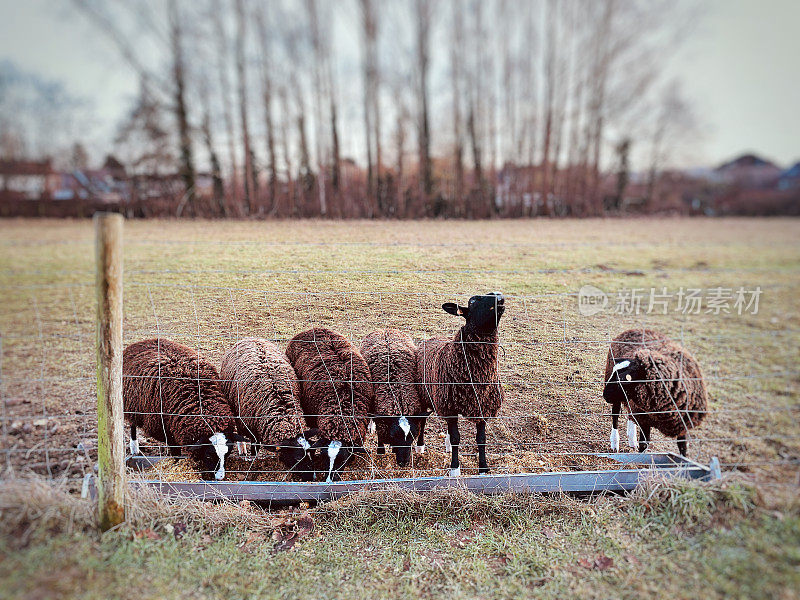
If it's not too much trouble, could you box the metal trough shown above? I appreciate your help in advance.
[112,452,719,503]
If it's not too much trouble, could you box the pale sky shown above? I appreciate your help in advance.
[0,0,798,168]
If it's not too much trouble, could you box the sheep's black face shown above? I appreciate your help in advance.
[383,416,418,467]
[274,436,316,482]
[443,292,505,335]
[189,432,248,480]
[603,358,645,405]
[310,439,360,482]
[188,442,226,481]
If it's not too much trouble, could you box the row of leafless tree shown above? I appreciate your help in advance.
[72,0,697,218]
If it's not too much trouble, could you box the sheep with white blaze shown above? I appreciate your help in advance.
[361,328,430,467]
[219,338,323,481]
[123,338,248,480]
[603,328,707,456]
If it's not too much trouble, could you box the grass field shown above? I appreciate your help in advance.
[1,217,799,599]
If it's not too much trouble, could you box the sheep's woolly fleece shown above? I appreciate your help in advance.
[285,327,374,447]
[360,328,425,441]
[605,328,707,437]
[417,327,503,423]
[219,337,306,445]
[122,338,238,461]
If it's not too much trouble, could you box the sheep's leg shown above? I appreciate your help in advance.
[677,433,687,457]
[129,423,141,455]
[446,417,461,477]
[376,439,385,455]
[476,421,489,474]
[609,400,621,451]
[638,424,651,453]
[415,416,427,454]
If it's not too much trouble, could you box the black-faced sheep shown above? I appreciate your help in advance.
[219,338,322,481]
[285,327,375,482]
[417,292,505,476]
[361,328,430,467]
[603,328,707,456]
[123,338,248,480]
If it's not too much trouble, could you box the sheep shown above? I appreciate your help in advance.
[123,338,248,480]
[360,328,431,467]
[603,328,707,456]
[219,338,323,481]
[417,292,505,476]
[285,327,375,482]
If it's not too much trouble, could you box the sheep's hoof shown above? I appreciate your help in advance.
[609,428,620,452]
[478,466,489,475]
[448,467,461,477]
[414,444,426,455]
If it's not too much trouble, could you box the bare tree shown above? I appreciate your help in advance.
[235,0,256,214]
[254,4,279,214]
[415,0,434,213]
[451,0,466,216]
[211,2,240,213]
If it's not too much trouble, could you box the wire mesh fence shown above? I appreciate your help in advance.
[1,220,798,496]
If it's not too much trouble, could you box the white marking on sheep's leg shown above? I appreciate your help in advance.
[449,467,461,477]
[444,434,452,454]
[129,437,140,456]
[210,433,229,480]
[626,420,638,449]
[610,428,620,452]
[368,420,376,435]
[325,441,342,483]
[414,444,426,455]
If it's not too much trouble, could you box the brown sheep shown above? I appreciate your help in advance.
[603,328,707,456]
[417,292,505,476]
[123,338,248,480]
[361,328,430,467]
[285,327,374,482]
[219,338,321,481]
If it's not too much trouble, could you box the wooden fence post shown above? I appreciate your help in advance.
[95,212,124,531]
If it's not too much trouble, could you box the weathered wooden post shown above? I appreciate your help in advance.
[95,212,125,530]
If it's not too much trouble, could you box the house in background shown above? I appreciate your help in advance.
[0,159,59,200]
[715,153,782,189]
[778,162,800,191]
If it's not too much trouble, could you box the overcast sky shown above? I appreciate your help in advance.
[0,0,798,168]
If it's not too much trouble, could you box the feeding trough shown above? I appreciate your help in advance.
[86,452,724,503]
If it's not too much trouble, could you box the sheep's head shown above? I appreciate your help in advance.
[266,429,325,482]
[603,355,650,405]
[187,431,249,480]
[310,438,365,482]
[373,411,431,467]
[443,292,505,335]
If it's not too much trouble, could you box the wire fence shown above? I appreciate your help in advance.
[1,226,798,492]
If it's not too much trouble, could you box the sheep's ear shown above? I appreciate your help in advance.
[443,303,468,317]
